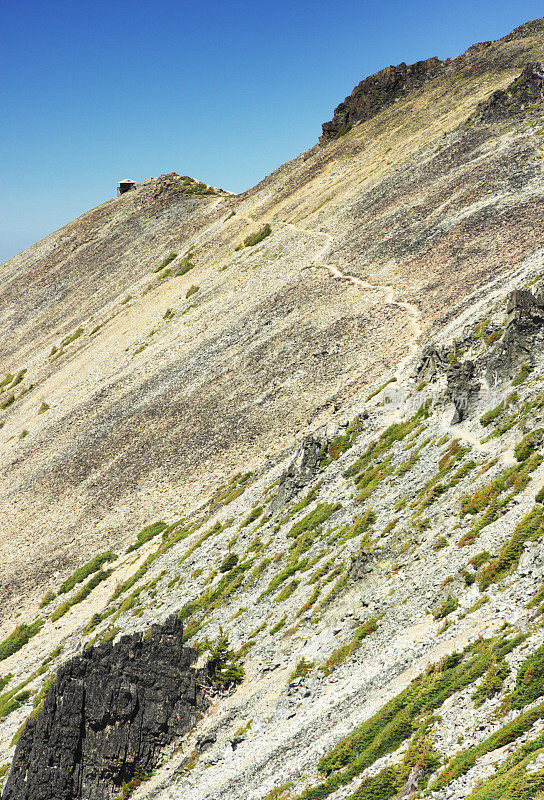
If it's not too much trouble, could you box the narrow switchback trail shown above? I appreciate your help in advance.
[238,213,423,381]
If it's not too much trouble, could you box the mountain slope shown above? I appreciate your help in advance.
[1,17,544,800]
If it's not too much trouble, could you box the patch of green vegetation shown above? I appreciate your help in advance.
[432,595,458,620]
[19,429,28,439]
[51,569,113,621]
[10,369,27,388]
[90,323,103,335]
[60,551,117,594]
[275,579,300,602]
[260,783,294,800]
[126,521,168,553]
[459,595,490,619]
[175,250,195,276]
[510,643,544,709]
[121,295,132,304]
[366,377,397,402]
[344,403,431,485]
[321,618,379,675]
[458,454,542,547]
[154,252,178,273]
[203,629,245,687]
[186,284,199,298]
[0,373,14,390]
[39,590,56,608]
[60,327,84,348]
[0,688,32,722]
[270,617,287,635]
[319,417,366,465]
[478,504,544,589]
[179,558,254,640]
[219,553,239,573]
[472,659,510,707]
[118,763,154,798]
[430,690,544,792]
[512,361,534,387]
[235,224,272,250]
[335,123,352,138]
[514,428,543,462]
[0,619,44,662]
[298,634,524,800]
[37,400,50,414]
[289,657,315,682]
[260,558,308,599]
[241,505,264,528]
[211,472,253,508]
[296,586,322,618]
[432,536,448,551]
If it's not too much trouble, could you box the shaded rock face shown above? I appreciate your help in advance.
[475,62,544,121]
[270,435,324,512]
[320,57,444,140]
[445,360,480,424]
[487,287,544,383]
[2,615,202,800]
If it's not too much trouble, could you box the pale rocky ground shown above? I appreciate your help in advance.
[2,18,544,800]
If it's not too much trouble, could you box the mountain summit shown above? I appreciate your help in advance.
[1,17,544,800]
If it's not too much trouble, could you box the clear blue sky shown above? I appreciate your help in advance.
[1,0,543,262]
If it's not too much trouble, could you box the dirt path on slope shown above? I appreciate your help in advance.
[240,215,423,379]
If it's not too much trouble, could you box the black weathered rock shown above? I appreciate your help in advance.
[2,615,203,800]
[321,58,445,141]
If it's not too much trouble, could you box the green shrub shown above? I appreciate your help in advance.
[432,537,448,551]
[37,401,49,414]
[275,579,300,602]
[289,657,314,682]
[39,590,56,608]
[154,252,178,272]
[432,595,458,620]
[51,570,112,621]
[321,618,379,675]
[0,620,44,661]
[219,553,239,573]
[512,361,533,387]
[479,505,544,589]
[471,659,510,707]
[514,428,543,461]
[241,506,263,527]
[510,643,544,709]
[60,551,117,593]
[204,630,245,687]
[236,224,272,249]
[126,521,168,553]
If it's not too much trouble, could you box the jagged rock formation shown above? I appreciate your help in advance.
[2,615,201,800]
[320,57,445,140]
[270,435,324,512]
[474,61,544,120]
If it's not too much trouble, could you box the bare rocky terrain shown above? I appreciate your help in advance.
[2,18,544,800]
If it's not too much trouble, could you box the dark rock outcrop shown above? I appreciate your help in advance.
[416,344,451,384]
[487,286,544,383]
[474,62,544,121]
[445,359,480,423]
[2,615,202,800]
[270,434,324,512]
[320,58,445,141]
